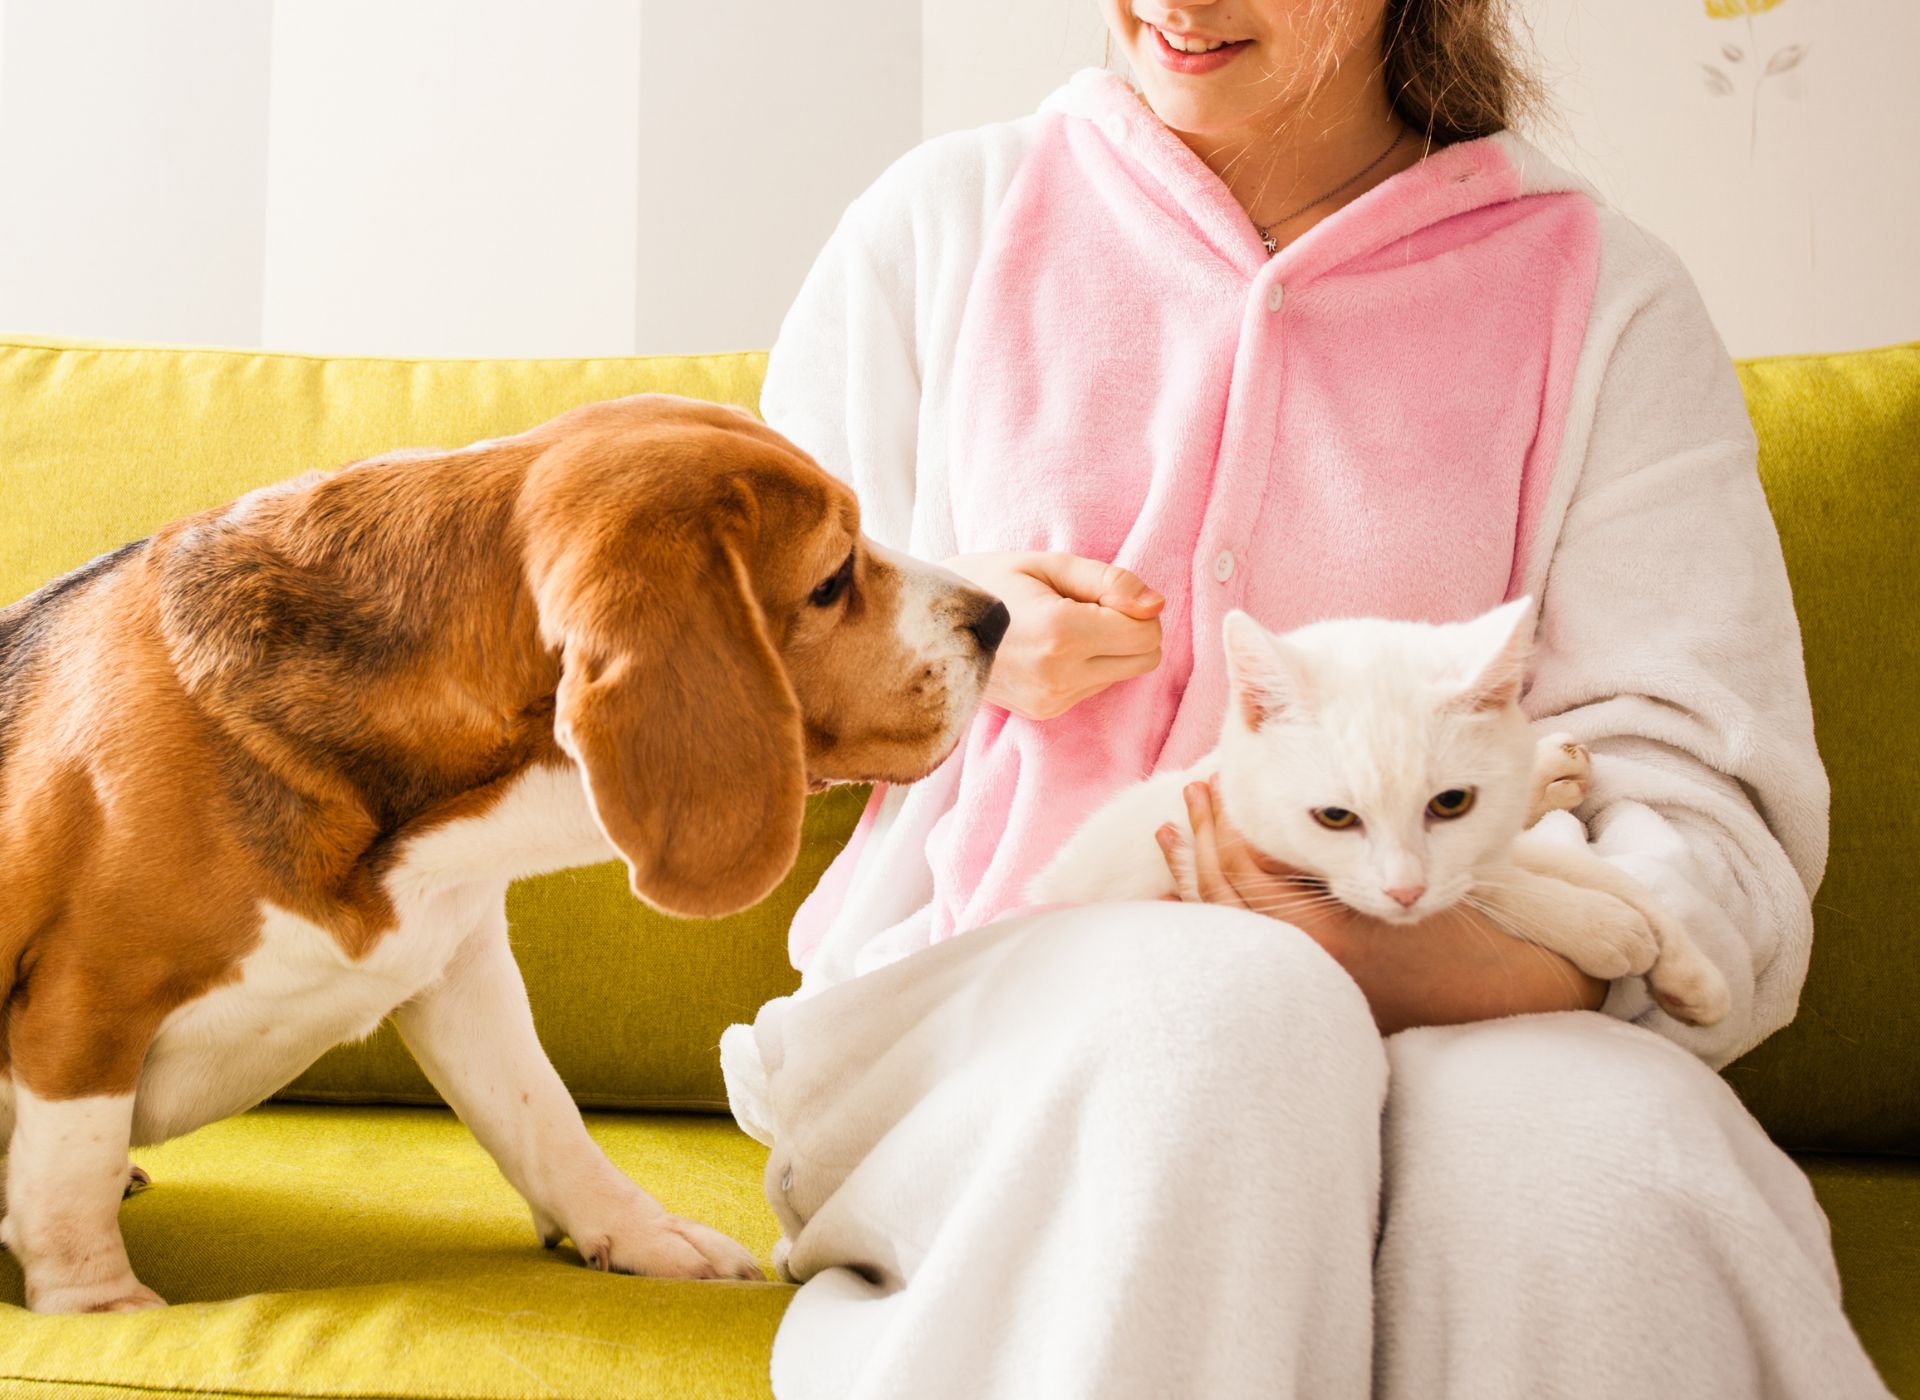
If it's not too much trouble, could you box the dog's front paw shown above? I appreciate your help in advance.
[568,1208,763,1282]
[29,1276,165,1314]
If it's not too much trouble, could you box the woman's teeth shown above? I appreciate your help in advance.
[1157,28,1236,53]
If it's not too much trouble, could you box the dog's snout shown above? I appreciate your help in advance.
[967,599,1010,654]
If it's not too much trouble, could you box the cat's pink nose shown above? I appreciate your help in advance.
[1385,885,1427,908]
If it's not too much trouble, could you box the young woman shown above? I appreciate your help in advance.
[721,2,1892,1395]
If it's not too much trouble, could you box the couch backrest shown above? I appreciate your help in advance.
[3,336,1914,1144]
[1721,344,1920,1155]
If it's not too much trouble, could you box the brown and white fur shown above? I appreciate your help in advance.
[1029,599,1729,1026]
[0,394,1007,1313]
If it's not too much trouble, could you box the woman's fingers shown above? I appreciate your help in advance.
[1075,648,1164,689]
[944,550,1164,720]
[1183,780,1247,909]
[1024,553,1164,619]
[1068,594,1162,658]
[1155,823,1198,901]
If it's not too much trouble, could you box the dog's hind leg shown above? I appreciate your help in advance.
[2,1083,162,1311]
[2,947,168,1311]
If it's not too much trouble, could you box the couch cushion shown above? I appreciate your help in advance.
[0,1108,1909,1399]
[1798,1155,1920,1400]
[1721,344,1920,1154]
[0,335,858,1112]
[0,1105,790,1398]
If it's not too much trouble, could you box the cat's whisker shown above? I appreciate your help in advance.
[1460,894,1585,1000]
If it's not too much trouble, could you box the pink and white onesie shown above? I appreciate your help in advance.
[722,70,1889,1400]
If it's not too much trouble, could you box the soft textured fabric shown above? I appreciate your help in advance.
[0,1106,790,1398]
[762,69,1828,1072]
[727,904,1391,1400]
[1375,1015,1892,1399]
[723,904,1890,1400]
[0,335,860,1112]
[1719,343,1920,1154]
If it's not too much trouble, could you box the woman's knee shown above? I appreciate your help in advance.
[1015,900,1387,1107]
[1383,1013,1825,1258]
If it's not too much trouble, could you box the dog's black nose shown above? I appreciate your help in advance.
[968,600,1010,654]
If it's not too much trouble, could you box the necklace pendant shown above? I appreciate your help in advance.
[1261,230,1278,255]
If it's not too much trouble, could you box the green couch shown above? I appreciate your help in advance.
[1,335,1914,1398]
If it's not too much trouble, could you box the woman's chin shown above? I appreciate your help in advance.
[1128,81,1268,140]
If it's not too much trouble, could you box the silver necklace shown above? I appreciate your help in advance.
[1257,127,1408,254]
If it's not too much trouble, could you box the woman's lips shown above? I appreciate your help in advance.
[1145,24,1251,74]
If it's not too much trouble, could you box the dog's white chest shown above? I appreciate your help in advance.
[131,764,612,1147]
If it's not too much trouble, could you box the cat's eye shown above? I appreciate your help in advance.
[1427,788,1476,819]
[1312,807,1359,830]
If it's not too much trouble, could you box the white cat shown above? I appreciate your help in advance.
[1027,599,1730,1026]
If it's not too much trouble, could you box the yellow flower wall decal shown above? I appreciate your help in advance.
[1705,0,1785,16]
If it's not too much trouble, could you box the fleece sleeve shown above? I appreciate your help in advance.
[1522,232,1829,1069]
[758,183,923,551]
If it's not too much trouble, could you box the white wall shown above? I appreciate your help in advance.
[0,0,1913,358]
[1525,0,1920,358]
[0,0,272,346]
[260,1,642,358]
[0,0,925,357]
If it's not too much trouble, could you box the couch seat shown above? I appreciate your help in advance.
[0,1106,792,1399]
[0,1108,1914,1397]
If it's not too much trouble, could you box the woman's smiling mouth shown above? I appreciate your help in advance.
[1146,23,1252,74]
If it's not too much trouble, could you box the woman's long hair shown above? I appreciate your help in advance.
[1383,0,1543,144]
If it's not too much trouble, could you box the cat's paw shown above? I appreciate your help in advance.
[1647,942,1731,1027]
[1528,733,1592,824]
[1564,890,1660,980]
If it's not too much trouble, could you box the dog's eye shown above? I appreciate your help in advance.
[1427,788,1475,819]
[1312,807,1360,830]
[810,552,854,608]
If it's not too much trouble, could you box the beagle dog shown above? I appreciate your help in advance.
[0,394,1007,1312]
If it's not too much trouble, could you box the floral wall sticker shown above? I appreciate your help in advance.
[1702,0,1809,156]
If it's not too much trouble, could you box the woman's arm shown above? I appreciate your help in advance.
[1517,221,1827,1066]
[759,185,923,549]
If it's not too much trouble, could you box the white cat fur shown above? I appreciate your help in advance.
[1027,599,1730,1025]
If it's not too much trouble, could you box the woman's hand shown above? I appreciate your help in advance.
[942,551,1164,720]
[1158,777,1608,1035]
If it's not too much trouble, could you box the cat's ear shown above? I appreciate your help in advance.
[1444,596,1537,715]
[1224,610,1314,729]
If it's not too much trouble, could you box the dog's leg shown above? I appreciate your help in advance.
[393,909,762,1281]
[2,1083,164,1312]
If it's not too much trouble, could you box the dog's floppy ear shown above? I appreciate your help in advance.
[546,530,808,920]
